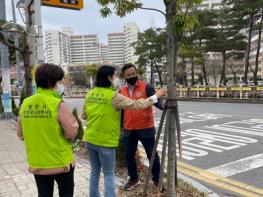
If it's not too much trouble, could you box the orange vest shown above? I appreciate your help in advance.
[120,80,154,130]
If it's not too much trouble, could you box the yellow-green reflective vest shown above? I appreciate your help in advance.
[84,87,121,147]
[20,88,74,168]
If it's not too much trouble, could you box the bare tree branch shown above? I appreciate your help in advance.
[140,7,166,17]
[0,31,22,52]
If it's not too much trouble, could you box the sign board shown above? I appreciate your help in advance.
[42,0,84,10]
[18,80,23,88]
[1,93,12,113]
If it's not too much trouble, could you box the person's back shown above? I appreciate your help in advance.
[17,64,78,197]
[84,87,120,147]
[20,88,73,169]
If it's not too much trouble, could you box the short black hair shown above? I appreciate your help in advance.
[122,63,137,74]
[95,65,115,87]
[35,63,64,89]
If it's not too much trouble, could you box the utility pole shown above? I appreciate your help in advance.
[24,0,44,95]
[0,0,14,119]
[11,0,23,96]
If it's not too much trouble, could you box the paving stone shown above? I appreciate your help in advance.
[0,120,124,196]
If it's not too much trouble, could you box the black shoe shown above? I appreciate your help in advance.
[124,179,140,191]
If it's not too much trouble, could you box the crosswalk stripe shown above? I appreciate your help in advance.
[208,153,263,177]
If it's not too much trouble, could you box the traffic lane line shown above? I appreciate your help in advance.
[138,149,263,197]
[208,153,263,177]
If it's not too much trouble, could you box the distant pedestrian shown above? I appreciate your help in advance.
[83,65,166,197]
[17,63,79,197]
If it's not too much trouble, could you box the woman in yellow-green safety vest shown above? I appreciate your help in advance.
[84,65,166,197]
[17,64,79,197]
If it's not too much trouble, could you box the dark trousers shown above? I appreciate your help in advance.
[34,165,75,197]
[124,131,160,183]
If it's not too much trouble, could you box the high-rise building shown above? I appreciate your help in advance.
[100,44,109,63]
[124,23,139,64]
[198,0,223,10]
[108,33,125,66]
[70,34,100,64]
[44,30,70,65]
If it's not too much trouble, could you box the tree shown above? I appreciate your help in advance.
[86,63,99,77]
[183,9,216,86]
[70,72,88,87]
[224,0,263,84]
[0,2,33,98]
[252,8,263,85]
[226,58,243,84]
[205,5,246,85]
[86,63,99,88]
[133,28,166,86]
[179,32,204,86]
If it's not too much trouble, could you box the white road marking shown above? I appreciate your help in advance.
[151,118,260,161]
[208,153,263,177]
[154,112,232,126]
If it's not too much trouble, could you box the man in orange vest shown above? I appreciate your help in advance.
[120,63,163,191]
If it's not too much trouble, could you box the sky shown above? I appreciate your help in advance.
[5,0,166,44]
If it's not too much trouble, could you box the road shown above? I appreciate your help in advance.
[65,98,263,196]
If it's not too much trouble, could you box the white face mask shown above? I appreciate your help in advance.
[112,77,120,89]
[56,83,65,95]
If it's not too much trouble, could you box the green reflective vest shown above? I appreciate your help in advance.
[20,88,74,168]
[84,87,121,147]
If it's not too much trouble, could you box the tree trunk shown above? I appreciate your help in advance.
[150,61,154,85]
[191,58,195,86]
[244,12,254,84]
[233,72,237,85]
[165,0,177,196]
[182,59,188,86]
[254,9,263,85]
[198,39,208,85]
[23,32,32,97]
[202,63,208,86]
[220,50,226,85]
[153,61,164,87]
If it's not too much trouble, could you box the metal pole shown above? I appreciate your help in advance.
[143,107,167,196]
[33,0,44,66]
[24,0,44,95]
[158,113,169,191]
[11,0,23,96]
[0,0,14,119]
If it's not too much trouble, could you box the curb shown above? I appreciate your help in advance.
[140,153,219,197]
[177,172,219,197]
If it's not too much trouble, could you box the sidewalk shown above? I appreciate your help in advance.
[0,120,123,197]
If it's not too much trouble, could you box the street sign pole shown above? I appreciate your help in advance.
[0,0,15,119]
[25,0,44,95]
[11,0,23,96]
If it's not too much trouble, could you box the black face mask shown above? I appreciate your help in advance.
[126,76,138,86]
